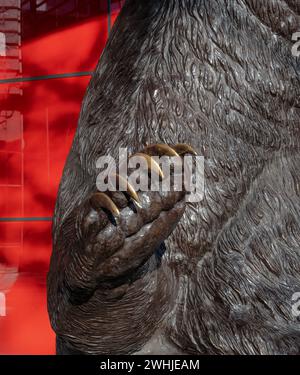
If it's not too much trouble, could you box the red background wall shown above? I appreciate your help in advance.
[0,0,123,354]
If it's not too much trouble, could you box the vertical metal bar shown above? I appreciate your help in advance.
[30,0,36,13]
[20,113,24,271]
[46,108,50,185]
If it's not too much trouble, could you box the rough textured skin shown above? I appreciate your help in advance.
[47,0,300,354]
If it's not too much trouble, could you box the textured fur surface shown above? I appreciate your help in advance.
[48,0,300,354]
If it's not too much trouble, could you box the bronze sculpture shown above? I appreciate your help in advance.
[47,0,300,354]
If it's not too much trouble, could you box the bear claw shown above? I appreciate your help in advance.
[89,143,196,219]
[90,192,120,217]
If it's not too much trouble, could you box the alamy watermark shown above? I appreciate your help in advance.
[0,33,6,57]
[95,148,204,203]
[292,32,300,57]
[0,292,6,317]
[292,292,300,318]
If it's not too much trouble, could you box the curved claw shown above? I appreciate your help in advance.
[90,192,120,217]
[113,174,141,205]
[173,143,197,156]
[132,153,164,178]
[143,144,179,157]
